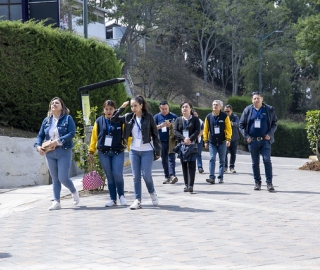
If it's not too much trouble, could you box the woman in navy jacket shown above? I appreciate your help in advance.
[34,97,79,210]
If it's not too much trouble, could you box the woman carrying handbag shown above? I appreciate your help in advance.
[174,101,200,193]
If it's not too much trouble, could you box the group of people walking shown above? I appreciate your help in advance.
[35,91,277,211]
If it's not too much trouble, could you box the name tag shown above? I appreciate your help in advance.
[214,126,220,134]
[183,129,189,138]
[104,135,113,146]
[134,138,142,147]
[254,119,261,128]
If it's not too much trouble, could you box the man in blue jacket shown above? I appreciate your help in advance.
[239,92,278,192]
[154,101,178,184]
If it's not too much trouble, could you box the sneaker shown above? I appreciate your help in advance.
[184,186,188,192]
[218,179,224,184]
[267,183,275,192]
[224,167,228,173]
[230,168,236,173]
[206,178,215,184]
[163,178,171,184]
[254,183,261,190]
[48,201,61,210]
[119,195,127,206]
[198,168,204,173]
[105,200,117,207]
[72,190,79,205]
[188,186,193,193]
[170,176,178,184]
[150,192,159,206]
[130,199,141,210]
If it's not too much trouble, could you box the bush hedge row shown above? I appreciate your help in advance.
[0,20,127,131]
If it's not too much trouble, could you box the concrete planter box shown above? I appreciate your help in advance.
[0,136,82,189]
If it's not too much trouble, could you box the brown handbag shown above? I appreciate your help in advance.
[41,140,55,153]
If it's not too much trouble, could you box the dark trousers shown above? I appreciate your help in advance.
[161,141,176,178]
[225,140,238,169]
[181,160,196,187]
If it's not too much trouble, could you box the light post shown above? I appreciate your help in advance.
[258,30,283,93]
[196,92,200,107]
[83,0,88,38]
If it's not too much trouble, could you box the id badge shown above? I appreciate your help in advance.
[134,138,142,147]
[254,119,261,128]
[161,126,167,132]
[183,129,189,138]
[104,135,113,146]
[198,137,201,143]
[214,126,220,134]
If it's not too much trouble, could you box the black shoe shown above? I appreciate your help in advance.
[188,186,193,193]
[218,179,224,184]
[267,183,275,192]
[206,178,215,184]
[184,186,188,192]
[254,182,261,190]
[198,168,204,173]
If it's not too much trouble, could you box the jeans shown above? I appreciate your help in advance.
[209,142,227,180]
[225,140,238,169]
[98,150,125,201]
[248,140,273,184]
[160,141,176,178]
[45,148,76,202]
[181,160,196,187]
[129,149,155,201]
[197,140,203,169]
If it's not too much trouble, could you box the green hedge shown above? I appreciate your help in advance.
[0,20,127,131]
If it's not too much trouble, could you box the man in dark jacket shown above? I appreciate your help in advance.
[224,105,240,173]
[239,92,278,192]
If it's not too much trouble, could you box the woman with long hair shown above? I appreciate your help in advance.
[174,101,200,193]
[34,97,79,210]
[111,95,161,210]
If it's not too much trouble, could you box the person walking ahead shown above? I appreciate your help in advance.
[239,92,278,192]
[203,100,232,184]
[89,100,127,207]
[154,101,178,184]
[224,105,240,173]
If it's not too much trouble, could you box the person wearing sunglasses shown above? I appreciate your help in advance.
[224,105,240,173]
[239,92,278,192]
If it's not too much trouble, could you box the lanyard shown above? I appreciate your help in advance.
[254,108,261,119]
[105,118,111,134]
[183,115,191,128]
[134,118,142,136]
[212,115,219,126]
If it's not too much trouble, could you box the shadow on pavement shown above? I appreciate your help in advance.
[195,190,250,195]
[0,253,11,259]
[143,205,214,213]
[275,190,320,195]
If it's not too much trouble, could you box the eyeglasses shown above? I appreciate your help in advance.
[224,110,231,113]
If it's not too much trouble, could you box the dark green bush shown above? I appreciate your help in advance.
[226,96,251,113]
[0,20,127,131]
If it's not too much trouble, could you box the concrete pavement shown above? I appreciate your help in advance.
[0,151,320,269]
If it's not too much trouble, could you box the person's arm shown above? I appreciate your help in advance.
[174,118,184,142]
[150,114,162,153]
[189,117,200,142]
[203,116,209,143]
[225,116,232,141]
[266,106,278,140]
[111,101,129,123]
[239,108,249,141]
[232,114,240,128]
[57,115,76,144]
[89,122,98,154]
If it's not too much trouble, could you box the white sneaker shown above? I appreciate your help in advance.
[150,192,159,206]
[130,199,141,210]
[72,190,79,205]
[48,201,61,210]
[105,200,116,207]
[119,195,127,206]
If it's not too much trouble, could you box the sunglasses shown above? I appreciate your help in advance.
[224,110,231,113]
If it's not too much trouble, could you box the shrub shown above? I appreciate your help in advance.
[226,96,251,113]
[0,20,127,131]
[305,110,320,160]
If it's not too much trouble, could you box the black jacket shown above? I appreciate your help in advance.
[239,103,278,144]
[174,115,200,143]
[111,107,162,155]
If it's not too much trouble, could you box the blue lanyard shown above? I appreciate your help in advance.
[255,108,261,119]
[183,115,191,128]
[213,115,219,126]
[134,118,142,136]
[105,118,111,134]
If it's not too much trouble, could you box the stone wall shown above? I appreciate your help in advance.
[0,136,82,189]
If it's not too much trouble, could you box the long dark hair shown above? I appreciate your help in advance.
[131,95,149,114]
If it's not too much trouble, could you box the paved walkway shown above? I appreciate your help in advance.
[0,151,320,270]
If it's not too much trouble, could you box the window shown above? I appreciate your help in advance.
[0,0,22,21]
